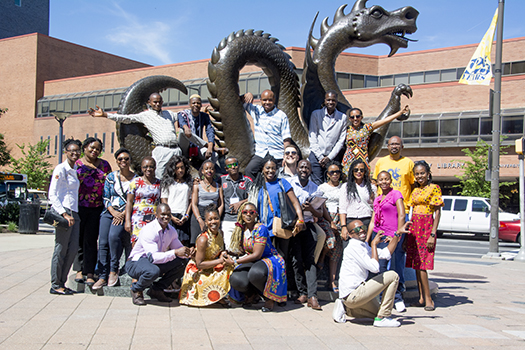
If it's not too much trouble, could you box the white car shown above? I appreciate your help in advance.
[437,195,519,237]
[27,189,49,216]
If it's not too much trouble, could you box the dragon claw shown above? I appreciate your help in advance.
[392,83,412,99]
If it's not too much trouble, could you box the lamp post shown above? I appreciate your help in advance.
[51,112,71,163]
[514,137,525,262]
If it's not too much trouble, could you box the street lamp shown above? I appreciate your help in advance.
[514,137,525,262]
[51,112,71,163]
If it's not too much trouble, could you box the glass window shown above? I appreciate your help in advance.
[472,200,488,212]
[337,73,350,90]
[441,69,456,81]
[168,89,179,105]
[380,75,393,87]
[440,119,458,136]
[104,95,113,110]
[102,133,106,152]
[454,199,467,211]
[460,118,479,136]
[179,89,189,105]
[351,74,364,89]
[56,100,64,112]
[502,115,524,134]
[443,198,452,211]
[457,67,466,79]
[80,98,88,113]
[425,70,440,83]
[503,62,511,75]
[238,79,247,96]
[113,94,122,109]
[111,132,115,153]
[511,61,525,74]
[160,90,169,106]
[54,135,57,155]
[37,102,43,116]
[480,117,492,135]
[71,98,79,113]
[365,76,378,88]
[260,76,270,92]
[386,122,401,139]
[49,101,57,112]
[200,84,211,103]
[41,101,49,115]
[403,121,419,138]
[394,74,408,85]
[96,96,104,108]
[409,72,424,84]
[421,120,438,137]
[247,79,259,95]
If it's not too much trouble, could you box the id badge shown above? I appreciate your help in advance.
[230,196,240,204]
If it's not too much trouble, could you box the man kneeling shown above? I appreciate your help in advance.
[126,203,192,305]
[333,219,408,327]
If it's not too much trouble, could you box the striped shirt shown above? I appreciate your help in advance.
[243,103,291,158]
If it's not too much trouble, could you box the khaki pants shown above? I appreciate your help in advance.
[313,223,326,264]
[343,270,399,319]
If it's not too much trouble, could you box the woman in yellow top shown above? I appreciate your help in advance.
[405,160,443,311]
[179,204,235,306]
[342,105,409,175]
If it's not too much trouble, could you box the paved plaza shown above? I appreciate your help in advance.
[1,231,525,350]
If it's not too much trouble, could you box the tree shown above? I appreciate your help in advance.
[454,139,515,199]
[9,140,53,189]
[0,133,10,166]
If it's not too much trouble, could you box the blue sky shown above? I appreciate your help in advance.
[50,0,525,66]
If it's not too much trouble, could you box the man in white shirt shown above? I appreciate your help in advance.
[308,90,347,185]
[333,219,407,327]
[125,203,192,305]
[89,92,181,178]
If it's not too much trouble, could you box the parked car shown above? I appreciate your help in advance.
[27,189,49,217]
[437,195,520,238]
[499,220,521,244]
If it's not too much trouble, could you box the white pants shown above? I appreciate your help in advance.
[178,132,218,163]
[221,220,237,251]
[313,223,326,264]
[152,146,182,179]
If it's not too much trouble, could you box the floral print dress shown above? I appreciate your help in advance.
[342,122,373,175]
[75,159,111,208]
[128,176,161,242]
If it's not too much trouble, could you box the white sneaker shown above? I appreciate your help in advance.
[373,317,401,327]
[332,298,346,323]
[395,300,406,312]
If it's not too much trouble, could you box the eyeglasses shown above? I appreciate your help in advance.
[117,157,130,162]
[285,151,297,156]
[352,225,367,234]
[349,115,362,119]
[328,170,341,175]
[353,168,365,173]
[242,210,257,215]
[66,149,81,154]
[226,162,238,169]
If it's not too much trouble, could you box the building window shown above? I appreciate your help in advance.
[403,121,420,138]
[102,133,106,152]
[47,136,50,155]
[502,115,524,134]
[337,73,350,90]
[425,70,440,83]
[386,122,401,140]
[380,75,393,87]
[351,74,364,89]
[511,61,525,75]
[365,76,378,88]
[460,118,479,136]
[409,72,424,84]
[111,132,115,153]
[441,69,456,81]
[54,135,57,155]
[394,74,408,85]
[440,119,458,136]
[421,120,438,137]
[480,117,492,135]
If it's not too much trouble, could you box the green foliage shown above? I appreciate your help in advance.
[454,139,515,199]
[9,140,53,189]
[7,221,18,232]
[0,107,7,116]
[0,133,10,166]
[0,202,20,224]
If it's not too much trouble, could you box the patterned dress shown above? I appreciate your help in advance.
[75,159,111,207]
[342,122,373,175]
[128,177,161,242]
[179,231,234,306]
[405,184,444,270]
[241,225,287,302]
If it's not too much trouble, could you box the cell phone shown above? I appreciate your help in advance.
[143,214,155,222]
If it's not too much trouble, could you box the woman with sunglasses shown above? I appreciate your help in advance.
[339,159,376,241]
[342,105,409,175]
[74,137,112,286]
[125,156,161,245]
[317,161,344,292]
[93,148,136,290]
[229,202,287,311]
[278,144,301,179]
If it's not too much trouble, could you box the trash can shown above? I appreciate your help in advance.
[18,201,40,234]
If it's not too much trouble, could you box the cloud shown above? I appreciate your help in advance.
[104,2,174,64]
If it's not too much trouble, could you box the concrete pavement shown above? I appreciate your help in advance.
[1,231,525,350]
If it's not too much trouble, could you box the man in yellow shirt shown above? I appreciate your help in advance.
[373,135,414,313]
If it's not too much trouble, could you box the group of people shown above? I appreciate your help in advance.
[48,87,443,328]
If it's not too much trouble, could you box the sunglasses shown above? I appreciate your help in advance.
[328,170,341,175]
[352,225,368,234]
[285,151,297,156]
[349,115,362,119]
[353,168,365,173]
[117,157,130,162]
[242,210,257,215]
[226,162,238,168]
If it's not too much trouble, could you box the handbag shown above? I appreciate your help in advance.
[264,180,297,239]
[43,206,70,228]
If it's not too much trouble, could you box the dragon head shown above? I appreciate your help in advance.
[349,0,419,56]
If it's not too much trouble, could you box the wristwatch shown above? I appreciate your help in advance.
[430,233,436,238]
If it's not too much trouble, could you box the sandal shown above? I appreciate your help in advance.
[411,301,425,307]
[74,271,84,283]
[424,305,435,311]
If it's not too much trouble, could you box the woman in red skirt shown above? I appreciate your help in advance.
[405,160,443,311]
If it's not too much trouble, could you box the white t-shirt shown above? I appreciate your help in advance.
[161,181,191,214]
[318,182,343,214]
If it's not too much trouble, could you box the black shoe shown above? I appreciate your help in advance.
[50,288,73,295]
[147,288,172,302]
[131,290,146,306]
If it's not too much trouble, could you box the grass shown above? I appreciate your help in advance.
[7,221,18,232]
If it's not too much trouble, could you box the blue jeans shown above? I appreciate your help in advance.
[98,211,131,279]
[308,152,324,186]
[126,257,186,292]
[370,231,405,303]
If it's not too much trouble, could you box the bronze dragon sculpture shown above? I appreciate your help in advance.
[117,0,418,171]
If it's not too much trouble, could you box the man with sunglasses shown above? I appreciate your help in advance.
[373,135,415,312]
[308,90,347,185]
[220,157,253,249]
[333,220,409,327]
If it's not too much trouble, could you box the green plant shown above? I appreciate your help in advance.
[7,221,18,232]
[9,140,53,189]
[0,133,10,166]
[454,139,515,199]
[0,202,20,224]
